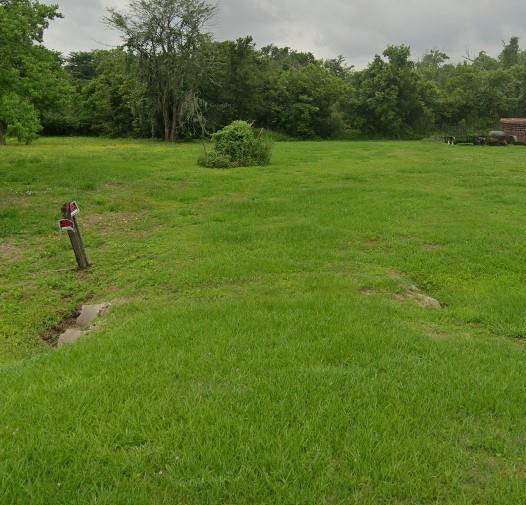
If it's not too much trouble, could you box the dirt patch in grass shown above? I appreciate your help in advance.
[0,196,37,211]
[41,303,111,347]
[360,287,442,309]
[416,321,475,341]
[423,243,444,252]
[428,329,451,340]
[83,212,138,226]
[463,447,514,492]
[360,287,379,296]
[82,212,143,234]
[41,307,82,347]
[396,286,442,310]
[426,327,478,341]
[360,271,443,310]
[389,271,443,310]
[0,241,24,263]
[362,238,382,248]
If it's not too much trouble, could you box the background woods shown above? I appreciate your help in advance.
[2,0,526,144]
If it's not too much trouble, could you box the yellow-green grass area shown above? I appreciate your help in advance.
[1,137,526,504]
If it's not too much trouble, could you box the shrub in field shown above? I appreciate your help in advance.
[199,121,272,168]
[199,151,232,169]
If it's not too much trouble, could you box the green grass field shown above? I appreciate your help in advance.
[1,138,526,504]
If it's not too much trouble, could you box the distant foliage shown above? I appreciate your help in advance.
[0,94,42,144]
[5,0,526,145]
[0,0,71,145]
[106,0,215,142]
[60,36,526,141]
[350,46,434,138]
[200,39,352,139]
[66,50,149,138]
[199,121,272,168]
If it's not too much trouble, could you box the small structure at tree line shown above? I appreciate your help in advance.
[445,118,526,146]
[500,118,526,144]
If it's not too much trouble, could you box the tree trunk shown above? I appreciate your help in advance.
[169,102,177,142]
[0,121,6,146]
[161,95,170,142]
[163,113,170,142]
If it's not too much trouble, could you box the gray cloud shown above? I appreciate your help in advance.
[43,0,526,66]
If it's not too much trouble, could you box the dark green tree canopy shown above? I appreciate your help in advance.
[5,0,526,143]
[350,45,434,137]
[106,0,216,142]
[0,0,70,144]
[500,37,521,68]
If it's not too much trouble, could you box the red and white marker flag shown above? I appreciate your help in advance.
[59,219,75,233]
[69,201,80,218]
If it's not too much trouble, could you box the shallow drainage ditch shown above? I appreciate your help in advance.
[48,303,110,348]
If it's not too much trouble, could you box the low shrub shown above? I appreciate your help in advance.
[197,151,232,169]
[199,121,272,168]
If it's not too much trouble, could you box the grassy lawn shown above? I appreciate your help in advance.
[1,137,526,504]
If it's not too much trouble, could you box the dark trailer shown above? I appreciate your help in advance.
[444,135,486,145]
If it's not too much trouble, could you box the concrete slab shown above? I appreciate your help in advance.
[76,303,109,328]
[58,329,85,347]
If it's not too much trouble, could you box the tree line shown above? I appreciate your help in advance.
[2,0,526,145]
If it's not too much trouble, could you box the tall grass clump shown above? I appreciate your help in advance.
[199,121,272,168]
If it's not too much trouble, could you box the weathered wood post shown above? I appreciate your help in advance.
[60,202,89,270]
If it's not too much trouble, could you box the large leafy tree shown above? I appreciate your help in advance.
[268,63,349,138]
[67,50,150,137]
[253,46,350,138]
[0,0,67,144]
[200,40,352,139]
[500,37,521,69]
[200,37,263,131]
[350,45,434,137]
[107,0,215,142]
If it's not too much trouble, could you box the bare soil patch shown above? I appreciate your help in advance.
[360,271,443,310]
[362,238,382,248]
[0,241,24,263]
[42,303,110,347]
[360,287,379,296]
[422,244,444,252]
[396,285,442,310]
[41,307,82,346]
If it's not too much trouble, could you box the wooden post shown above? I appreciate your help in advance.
[61,203,89,270]
[0,121,6,146]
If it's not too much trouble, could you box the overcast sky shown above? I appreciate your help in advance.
[42,0,526,67]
